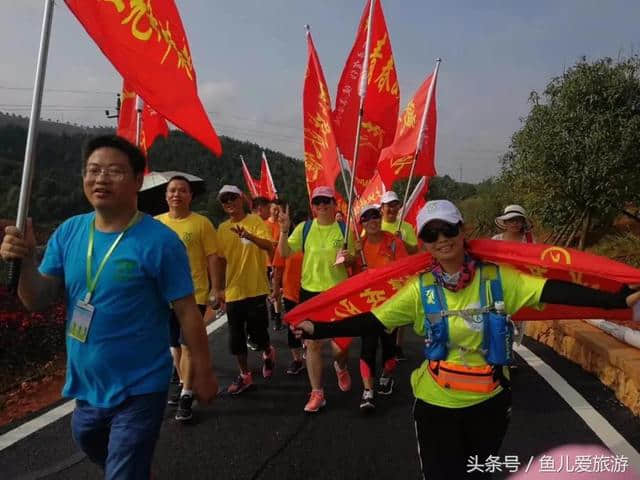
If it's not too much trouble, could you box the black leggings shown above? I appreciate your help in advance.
[226,295,270,355]
[413,388,511,480]
[360,328,397,380]
[283,298,302,349]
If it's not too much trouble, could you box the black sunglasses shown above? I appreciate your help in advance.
[360,211,381,222]
[312,196,333,206]
[220,193,239,204]
[420,222,461,243]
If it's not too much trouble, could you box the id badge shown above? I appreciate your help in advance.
[68,300,95,343]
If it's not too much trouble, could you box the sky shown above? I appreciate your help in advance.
[2,0,640,182]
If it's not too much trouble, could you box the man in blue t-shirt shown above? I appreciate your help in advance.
[0,135,218,480]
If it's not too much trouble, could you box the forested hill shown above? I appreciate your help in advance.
[0,121,307,226]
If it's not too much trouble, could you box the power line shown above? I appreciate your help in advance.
[0,85,115,95]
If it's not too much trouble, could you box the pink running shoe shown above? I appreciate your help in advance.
[227,372,253,395]
[304,390,326,413]
[262,345,276,379]
[334,361,352,392]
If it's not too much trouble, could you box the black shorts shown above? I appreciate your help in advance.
[169,304,207,348]
[226,295,270,355]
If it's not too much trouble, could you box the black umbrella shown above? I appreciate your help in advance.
[138,171,206,216]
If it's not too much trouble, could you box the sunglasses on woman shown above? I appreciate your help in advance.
[311,196,333,206]
[360,211,381,222]
[219,193,239,204]
[420,222,461,243]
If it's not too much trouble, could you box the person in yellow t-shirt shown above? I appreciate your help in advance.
[155,175,219,422]
[294,199,640,480]
[278,186,355,413]
[213,185,276,395]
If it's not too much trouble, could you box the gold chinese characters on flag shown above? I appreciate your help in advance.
[65,0,221,156]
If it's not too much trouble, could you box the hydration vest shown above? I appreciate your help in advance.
[418,263,514,393]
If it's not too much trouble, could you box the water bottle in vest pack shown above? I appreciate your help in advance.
[482,300,514,365]
[424,316,448,361]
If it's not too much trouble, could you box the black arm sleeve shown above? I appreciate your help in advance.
[310,312,386,339]
[540,280,630,309]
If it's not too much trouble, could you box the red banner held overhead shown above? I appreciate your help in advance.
[259,152,278,200]
[285,239,640,327]
[353,172,385,218]
[65,0,221,156]
[303,29,341,199]
[117,81,168,160]
[378,72,438,189]
[240,157,260,198]
[333,0,399,194]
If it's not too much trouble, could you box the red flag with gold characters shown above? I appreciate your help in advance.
[241,157,260,198]
[64,0,221,156]
[353,172,385,218]
[402,176,429,230]
[303,29,341,199]
[333,0,399,194]
[285,239,640,331]
[116,82,169,163]
[258,152,278,200]
[378,72,438,189]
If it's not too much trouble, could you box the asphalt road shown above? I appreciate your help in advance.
[1,323,639,480]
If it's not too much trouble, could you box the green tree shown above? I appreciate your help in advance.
[501,56,640,248]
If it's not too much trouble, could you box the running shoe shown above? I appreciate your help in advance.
[377,376,395,396]
[285,360,305,375]
[246,337,259,351]
[395,346,407,362]
[263,345,276,379]
[175,394,193,422]
[334,361,352,392]
[167,382,183,406]
[227,372,253,395]
[360,389,375,412]
[304,390,326,413]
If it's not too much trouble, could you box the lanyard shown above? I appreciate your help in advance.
[85,211,142,303]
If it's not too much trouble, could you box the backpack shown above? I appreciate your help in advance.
[301,219,346,252]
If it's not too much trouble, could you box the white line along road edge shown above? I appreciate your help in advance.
[514,343,640,473]
[0,314,228,452]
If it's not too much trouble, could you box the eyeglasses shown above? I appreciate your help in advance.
[420,222,461,243]
[83,166,129,181]
[360,211,381,222]
[311,196,333,206]
[219,193,239,204]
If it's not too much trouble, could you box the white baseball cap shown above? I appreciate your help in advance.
[381,191,400,204]
[311,186,335,199]
[416,200,464,234]
[359,204,380,220]
[217,185,243,199]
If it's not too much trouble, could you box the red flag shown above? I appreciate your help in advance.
[402,177,429,229]
[116,81,169,163]
[240,157,259,198]
[378,70,438,189]
[64,0,222,156]
[353,172,386,218]
[285,240,640,327]
[303,29,341,200]
[333,0,400,194]
[258,152,278,200]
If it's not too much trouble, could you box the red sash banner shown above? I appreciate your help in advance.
[285,240,640,334]
[65,0,221,156]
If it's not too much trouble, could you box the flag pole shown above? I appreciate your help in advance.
[343,0,375,251]
[398,58,441,229]
[8,0,55,292]
[135,95,144,146]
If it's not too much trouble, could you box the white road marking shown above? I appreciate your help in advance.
[0,314,228,452]
[514,343,640,473]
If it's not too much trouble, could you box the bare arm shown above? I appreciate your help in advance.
[277,204,292,258]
